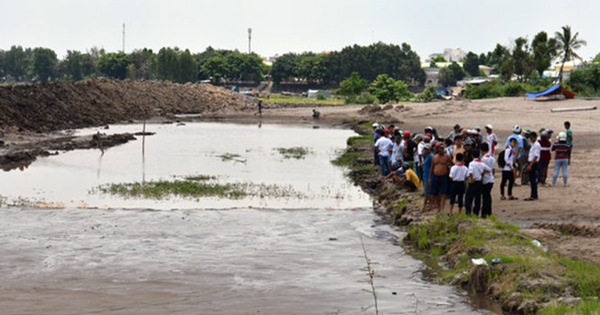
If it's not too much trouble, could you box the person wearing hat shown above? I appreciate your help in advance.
[538,130,552,186]
[374,129,394,177]
[463,138,475,167]
[485,124,497,154]
[552,132,571,187]
[421,143,435,212]
[524,131,541,201]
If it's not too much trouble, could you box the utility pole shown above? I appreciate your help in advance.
[122,23,126,53]
[248,28,252,54]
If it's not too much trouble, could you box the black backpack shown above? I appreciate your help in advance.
[497,149,506,168]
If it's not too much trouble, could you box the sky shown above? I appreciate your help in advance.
[0,0,598,61]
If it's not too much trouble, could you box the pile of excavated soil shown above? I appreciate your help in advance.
[0,79,256,133]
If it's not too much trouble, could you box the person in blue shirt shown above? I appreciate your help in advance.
[421,143,435,212]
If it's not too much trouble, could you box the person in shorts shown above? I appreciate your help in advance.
[430,142,453,213]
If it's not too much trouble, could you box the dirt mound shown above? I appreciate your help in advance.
[0,79,256,133]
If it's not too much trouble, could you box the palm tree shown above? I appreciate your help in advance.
[555,25,587,83]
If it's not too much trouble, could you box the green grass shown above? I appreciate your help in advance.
[260,95,343,105]
[92,175,305,200]
[274,147,311,159]
[405,214,600,314]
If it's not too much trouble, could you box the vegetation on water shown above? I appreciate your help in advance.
[274,147,312,160]
[218,153,244,162]
[92,175,305,200]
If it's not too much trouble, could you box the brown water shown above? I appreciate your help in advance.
[0,123,499,314]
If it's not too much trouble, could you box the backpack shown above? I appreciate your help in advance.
[497,149,506,168]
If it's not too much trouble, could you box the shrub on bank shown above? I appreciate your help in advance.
[465,80,552,99]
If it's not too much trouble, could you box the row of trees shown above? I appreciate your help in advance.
[0,46,265,84]
[433,25,588,86]
[271,42,425,86]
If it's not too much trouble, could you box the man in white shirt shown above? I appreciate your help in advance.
[374,129,394,177]
[465,148,491,216]
[500,138,518,200]
[485,124,498,154]
[390,135,404,169]
[525,131,541,201]
[481,143,496,218]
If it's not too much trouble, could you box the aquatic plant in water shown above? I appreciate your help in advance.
[91,175,306,200]
[274,147,311,159]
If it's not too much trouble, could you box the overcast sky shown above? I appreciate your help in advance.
[0,0,598,61]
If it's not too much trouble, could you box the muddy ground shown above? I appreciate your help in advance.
[1,81,599,265]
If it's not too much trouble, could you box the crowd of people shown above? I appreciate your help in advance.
[375,121,573,217]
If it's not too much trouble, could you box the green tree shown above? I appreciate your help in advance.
[432,55,446,63]
[531,31,558,76]
[97,52,130,79]
[593,53,600,63]
[156,47,179,81]
[567,64,600,95]
[59,50,96,81]
[271,53,298,84]
[439,62,466,86]
[512,37,533,82]
[338,72,368,96]
[129,48,154,80]
[3,45,30,81]
[463,52,480,77]
[555,25,587,83]
[201,56,228,84]
[368,74,412,103]
[178,49,197,83]
[31,47,58,82]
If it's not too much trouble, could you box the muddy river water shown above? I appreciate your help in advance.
[0,123,498,314]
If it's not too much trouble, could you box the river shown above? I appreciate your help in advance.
[0,122,498,314]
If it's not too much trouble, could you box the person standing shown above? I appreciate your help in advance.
[481,143,495,218]
[430,143,453,214]
[485,124,497,154]
[465,148,491,216]
[538,131,552,186]
[421,144,434,212]
[505,125,524,181]
[257,100,263,117]
[500,138,518,200]
[519,130,532,185]
[373,124,381,166]
[390,135,405,170]
[374,129,393,177]
[524,131,541,201]
[564,121,574,164]
[449,153,468,215]
[552,132,571,187]
[403,131,417,171]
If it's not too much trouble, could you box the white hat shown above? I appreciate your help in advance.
[513,125,522,133]
[372,123,379,128]
[485,124,493,130]
[558,132,567,141]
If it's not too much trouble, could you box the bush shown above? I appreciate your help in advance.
[503,81,526,97]
[368,74,413,103]
[416,85,438,102]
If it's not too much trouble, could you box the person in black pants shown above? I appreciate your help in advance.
[480,143,496,218]
[465,149,491,216]
[500,138,518,200]
[525,132,541,201]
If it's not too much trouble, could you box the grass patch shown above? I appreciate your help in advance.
[274,147,311,159]
[405,214,600,314]
[260,95,343,105]
[92,175,305,200]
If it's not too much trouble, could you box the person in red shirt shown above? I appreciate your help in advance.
[552,132,572,186]
[537,130,552,186]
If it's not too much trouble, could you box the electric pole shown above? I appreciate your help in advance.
[122,23,126,53]
[248,28,252,54]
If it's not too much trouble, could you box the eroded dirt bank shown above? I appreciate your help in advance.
[0,79,256,170]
